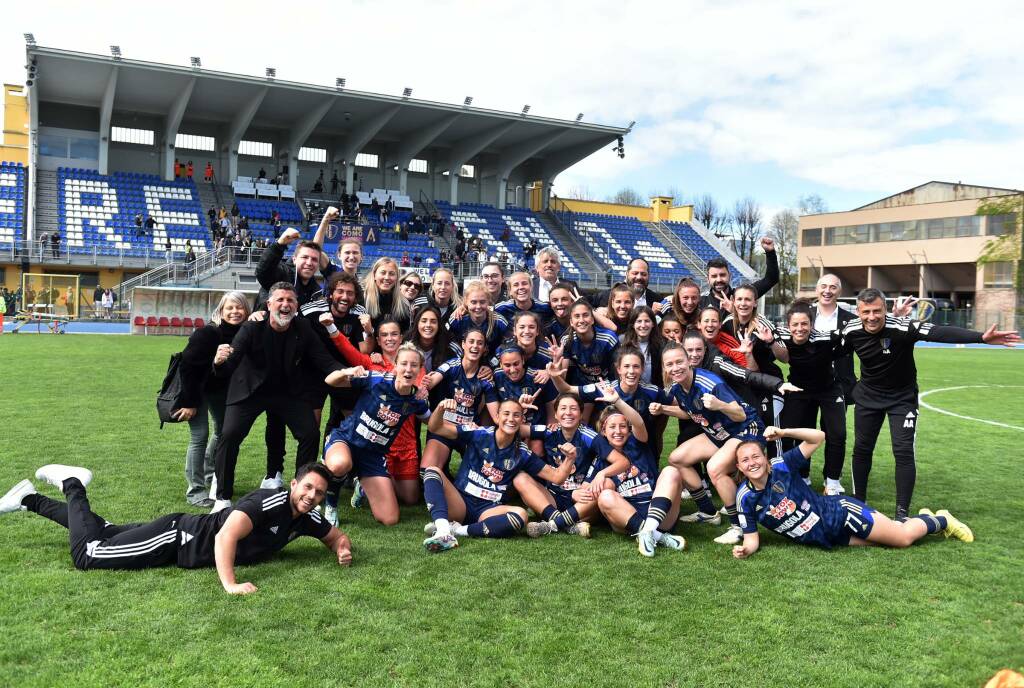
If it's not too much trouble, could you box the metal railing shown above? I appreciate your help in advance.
[650,219,709,288]
[544,198,607,283]
[1,239,175,269]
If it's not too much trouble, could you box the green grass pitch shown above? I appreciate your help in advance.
[0,335,1022,687]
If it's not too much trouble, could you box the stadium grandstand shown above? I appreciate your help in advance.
[0,42,752,330]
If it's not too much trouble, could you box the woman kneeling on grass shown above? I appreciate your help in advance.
[592,402,688,557]
[421,398,576,553]
[732,426,973,559]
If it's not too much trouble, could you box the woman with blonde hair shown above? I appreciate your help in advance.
[413,267,461,322]
[446,279,508,357]
[176,291,252,507]
[362,257,412,332]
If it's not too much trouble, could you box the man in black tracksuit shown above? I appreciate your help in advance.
[700,236,779,312]
[0,463,352,594]
[839,288,1020,520]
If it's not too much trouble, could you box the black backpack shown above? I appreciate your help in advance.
[156,352,186,428]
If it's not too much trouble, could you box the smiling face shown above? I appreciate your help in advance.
[549,287,573,320]
[377,322,403,356]
[601,413,629,449]
[632,311,653,340]
[682,335,706,367]
[678,285,700,314]
[499,350,525,381]
[417,310,439,343]
[495,400,524,435]
[856,296,887,334]
[374,261,398,292]
[537,252,560,282]
[399,274,422,301]
[662,347,692,385]
[660,319,683,343]
[289,471,328,515]
[509,273,532,304]
[788,312,811,345]
[293,246,320,281]
[393,348,423,388]
[338,241,362,273]
[736,442,768,483]
[699,309,721,340]
[465,289,490,321]
[556,396,581,430]
[481,266,503,298]
[626,260,649,295]
[616,353,643,389]
[734,287,756,321]
[462,329,486,362]
[570,303,593,335]
[268,288,298,329]
[431,270,454,303]
[816,274,841,306]
[707,265,731,293]
[610,289,635,321]
[330,280,357,317]
[514,314,539,347]
[221,298,247,326]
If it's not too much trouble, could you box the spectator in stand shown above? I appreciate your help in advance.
[208,206,217,226]
[230,202,240,228]
[50,232,60,258]
[174,159,182,179]
[92,285,104,318]
[186,161,194,181]
[204,162,214,183]
[185,241,196,264]
[370,197,381,224]
[165,238,172,263]
[220,215,231,238]
[401,252,411,268]
[330,171,340,195]
[134,213,144,236]
[145,215,156,232]
[399,223,409,242]
[101,289,114,319]
[455,226,465,244]
[258,168,267,182]
[238,216,249,233]
[312,177,324,194]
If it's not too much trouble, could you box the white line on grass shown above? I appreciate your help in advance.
[919,385,1024,431]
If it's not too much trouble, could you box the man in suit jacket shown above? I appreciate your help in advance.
[209,282,355,511]
[589,258,661,310]
[531,246,578,302]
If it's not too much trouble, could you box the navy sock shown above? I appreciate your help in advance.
[552,505,579,530]
[647,496,671,529]
[541,505,557,522]
[626,512,645,536]
[691,486,715,515]
[913,513,947,534]
[422,470,448,522]
[724,503,739,528]
[467,511,525,538]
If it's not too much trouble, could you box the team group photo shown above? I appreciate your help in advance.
[1,2,1022,687]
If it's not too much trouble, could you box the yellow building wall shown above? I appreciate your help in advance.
[556,198,651,221]
[0,264,141,293]
[667,205,694,222]
[0,83,29,164]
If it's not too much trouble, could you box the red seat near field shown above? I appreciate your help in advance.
[133,315,145,335]
[193,317,205,329]
[170,316,182,334]
[158,316,170,334]
[182,317,193,330]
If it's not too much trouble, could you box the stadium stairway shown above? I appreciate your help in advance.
[35,169,59,238]
[643,220,709,287]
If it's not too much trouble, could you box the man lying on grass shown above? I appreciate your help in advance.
[732,426,973,559]
[0,462,352,594]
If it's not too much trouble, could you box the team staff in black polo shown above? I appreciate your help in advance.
[839,288,1019,521]
[0,463,352,594]
[209,282,359,511]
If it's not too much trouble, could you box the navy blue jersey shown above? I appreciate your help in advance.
[560,325,620,385]
[544,318,569,342]
[578,380,671,437]
[593,435,656,506]
[737,447,859,549]
[491,369,554,425]
[494,299,554,324]
[452,426,547,504]
[336,372,429,453]
[669,369,762,442]
[494,340,554,376]
[447,312,509,357]
[528,424,600,496]
[433,358,498,426]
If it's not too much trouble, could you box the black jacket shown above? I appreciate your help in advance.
[215,317,343,405]
[254,242,336,309]
[180,321,241,406]
[830,306,857,399]
[700,249,779,311]
[589,286,661,309]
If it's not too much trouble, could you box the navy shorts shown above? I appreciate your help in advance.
[323,429,389,479]
[548,489,575,512]
[459,492,500,523]
[833,496,876,545]
[707,420,766,448]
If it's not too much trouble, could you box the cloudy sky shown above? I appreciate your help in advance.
[3,0,1022,215]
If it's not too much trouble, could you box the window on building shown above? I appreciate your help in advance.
[111,127,154,146]
[239,140,272,157]
[824,224,869,245]
[982,261,1014,288]
[799,267,819,291]
[408,158,428,174]
[459,164,475,178]
[69,138,99,160]
[801,228,822,246]
[355,153,378,168]
[39,133,68,158]
[175,133,215,152]
[987,213,1017,236]
[299,146,327,163]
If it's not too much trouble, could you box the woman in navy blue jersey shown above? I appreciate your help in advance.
[591,402,688,557]
[446,280,508,358]
[495,310,554,382]
[421,398,577,553]
[420,328,500,471]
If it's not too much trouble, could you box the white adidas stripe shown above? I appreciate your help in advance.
[262,493,288,511]
[90,530,177,559]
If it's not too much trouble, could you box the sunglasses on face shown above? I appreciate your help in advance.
[401,280,421,291]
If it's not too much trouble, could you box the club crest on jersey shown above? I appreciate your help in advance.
[453,387,476,407]
[376,404,401,426]
[880,337,892,354]
[480,460,505,483]
[502,458,517,470]
[771,481,786,494]
[768,497,797,518]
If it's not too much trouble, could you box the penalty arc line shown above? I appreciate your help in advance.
[918,385,1024,432]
